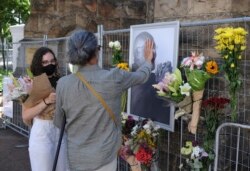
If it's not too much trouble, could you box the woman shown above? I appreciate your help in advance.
[22,47,68,171]
[53,30,154,171]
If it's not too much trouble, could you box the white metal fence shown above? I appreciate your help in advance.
[2,17,250,170]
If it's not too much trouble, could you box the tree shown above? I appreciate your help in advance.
[0,0,30,70]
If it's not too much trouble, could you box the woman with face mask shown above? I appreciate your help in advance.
[22,47,69,171]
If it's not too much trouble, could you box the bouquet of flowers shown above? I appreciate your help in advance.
[6,73,32,103]
[181,52,219,134]
[202,97,230,151]
[109,40,123,65]
[180,141,214,171]
[109,40,129,112]
[214,27,248,121]
[119,113,160,171]
[152,68,192,119]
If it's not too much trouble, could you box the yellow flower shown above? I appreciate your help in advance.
[230,63,235,68]
[206,60,219,75]
[224,55,228,59]
[117,62,129,71]
[238,55,242,60]
[241,46,246,51]
[228,45,234,50]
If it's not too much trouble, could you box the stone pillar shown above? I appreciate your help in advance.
[9,24,25,72]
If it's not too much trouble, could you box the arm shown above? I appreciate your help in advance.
[120,39,154,90]
[22,92,56,124]
[53,80,65,129]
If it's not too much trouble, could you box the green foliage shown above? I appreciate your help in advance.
[0,0,31,69]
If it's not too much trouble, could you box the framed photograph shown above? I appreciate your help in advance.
[127,21,180,131]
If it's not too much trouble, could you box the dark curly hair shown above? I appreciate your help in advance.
[30,47,59,76]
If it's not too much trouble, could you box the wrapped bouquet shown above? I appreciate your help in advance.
[180,141,214,171]
[152,68,192,119]
[181,52,218,134]
[6,74,32,103]
[119,113,160,171]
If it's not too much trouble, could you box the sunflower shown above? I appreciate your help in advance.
[205,60,219,75]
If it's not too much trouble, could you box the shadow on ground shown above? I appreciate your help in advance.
[0,127,31,171]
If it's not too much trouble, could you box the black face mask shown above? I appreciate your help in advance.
[42,64,56,76]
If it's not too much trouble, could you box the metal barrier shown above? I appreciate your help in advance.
[2,17,250,170]
[214,123,250,171]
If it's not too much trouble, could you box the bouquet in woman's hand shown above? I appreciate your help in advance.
[6,74,32,103]
[181,52,219,134]
[152,68,192,119]
[119,113,160,171]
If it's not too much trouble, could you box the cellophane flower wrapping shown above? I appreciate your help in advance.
[152,68,192,119]
[119,113,160,171]
[6,74,32,103]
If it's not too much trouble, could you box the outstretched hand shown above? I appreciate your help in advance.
[144,39,154,64]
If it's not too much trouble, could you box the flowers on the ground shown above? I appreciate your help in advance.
[152,68,191,103]
[120,113,160,170]
[180,141,214,171]
[202,97,230,151]
[214,27,248,121]
[109,40,122,65]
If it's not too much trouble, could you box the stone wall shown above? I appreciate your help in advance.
[25,0,152,38]
[25,0,250,38]
[154,0,250,22]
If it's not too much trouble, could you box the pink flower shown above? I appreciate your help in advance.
[181,52,205,70]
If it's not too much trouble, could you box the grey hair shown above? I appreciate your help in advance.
[67,30,98,66]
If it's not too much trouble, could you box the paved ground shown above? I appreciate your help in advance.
[0,127,31,171]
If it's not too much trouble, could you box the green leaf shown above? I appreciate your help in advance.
[26,68,33,79]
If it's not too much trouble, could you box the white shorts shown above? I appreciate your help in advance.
[29,117,69,171]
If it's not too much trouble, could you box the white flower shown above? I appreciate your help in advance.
[180,82,191,96]
[146,129,151,134]
[109,41,114,48]
[143,124,150,130]
[114,40,121,50]
[179,163,183,169]
[121,112,128,120]
[191,146,202,159]
[131,125,138,136]
[154,125,161,131]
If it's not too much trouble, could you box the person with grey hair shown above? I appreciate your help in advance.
[53,29,154,171]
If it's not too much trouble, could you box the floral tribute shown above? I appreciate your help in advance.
[5,70,33,103]
[109,40,129,112]
[181,52,218,134]
[214,27,248,121]
[119,113,160,171]
[202,97,230,151]
[180,141,214,171]
[109,40,123,65]
[152,68,193,119]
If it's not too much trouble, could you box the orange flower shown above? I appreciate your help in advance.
[205,60,219,75]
